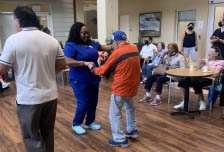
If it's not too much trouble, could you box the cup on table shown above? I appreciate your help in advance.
[202,66,208,72]
[189,65,194,71]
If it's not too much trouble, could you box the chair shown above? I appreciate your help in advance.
[167,58,195,104]
[61,68,70,87]
[208,70,224,111]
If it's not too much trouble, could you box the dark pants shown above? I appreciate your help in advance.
[178,78,212,94]
[220,83,224,107]
[17,99,57,152]
[70,80,99,126]
[144,75,169,94]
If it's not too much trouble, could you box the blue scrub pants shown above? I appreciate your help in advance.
[70,80,99,126]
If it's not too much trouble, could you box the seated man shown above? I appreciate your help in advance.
[174,46,224,110]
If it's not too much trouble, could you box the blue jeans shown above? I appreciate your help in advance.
[109,94,136,142]
[142,64,156,79]
[184,47,196,62]
[70,80,99,126]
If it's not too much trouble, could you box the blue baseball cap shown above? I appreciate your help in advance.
[109,30,127,44]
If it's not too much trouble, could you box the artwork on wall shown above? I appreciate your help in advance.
[139,12,161,37]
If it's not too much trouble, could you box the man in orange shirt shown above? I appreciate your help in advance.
[87,31,140,147]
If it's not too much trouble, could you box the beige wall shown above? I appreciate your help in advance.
[0,2,49,12]
[119,0,209,58]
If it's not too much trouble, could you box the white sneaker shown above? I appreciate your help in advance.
[199,101,206,111]
[2,83,9,89]
[174,101,184,110]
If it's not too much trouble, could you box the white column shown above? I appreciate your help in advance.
[97,0,119,44]
[76,0,84,23]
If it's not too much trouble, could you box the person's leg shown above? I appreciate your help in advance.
[124,97,137,138]
[109,94,126,143]
[17,102,45,152]
[140,75,157,102]
[40,99,57,152]
[184,47,190,58]
[150,76,169,105]
[85,83,101,129]
[189,47,197,62]
[144,75,158,92]
[192,78,212,110]
[70,81,92,134]
[174,79,186,109]
[220,86,224,119]
[145,65,155,78]
[70,81,91,126]
[141,64,147,80]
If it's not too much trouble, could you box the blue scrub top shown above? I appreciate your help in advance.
[64,40,101,83]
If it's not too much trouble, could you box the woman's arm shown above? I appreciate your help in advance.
[65,57,91,67]
[99,45,112,52]
[195,32,198,50]
[180,33,185,52]
[211,66,223,78]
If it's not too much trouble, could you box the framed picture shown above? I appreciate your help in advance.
[139,12,161,37]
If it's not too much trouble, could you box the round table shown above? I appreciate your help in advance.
[166,68,213,119]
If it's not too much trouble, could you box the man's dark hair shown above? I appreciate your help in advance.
[147,36,153,41]
[67,22,89,44]
[13,6,41,29]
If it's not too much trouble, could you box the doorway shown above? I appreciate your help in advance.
[207,2,224,57]
[0,13,17,53]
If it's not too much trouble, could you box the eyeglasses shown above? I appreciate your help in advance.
[80,31,89,35]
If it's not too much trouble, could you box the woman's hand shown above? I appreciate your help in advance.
[83,61,93,66]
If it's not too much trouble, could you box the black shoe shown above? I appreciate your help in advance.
[125,130,138,138]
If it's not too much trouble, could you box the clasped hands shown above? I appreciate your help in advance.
[210,36,220,42]
[84,62,95,70]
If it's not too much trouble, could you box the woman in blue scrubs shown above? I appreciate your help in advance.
[64,22,110,134]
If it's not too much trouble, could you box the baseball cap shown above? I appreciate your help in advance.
[109,30,127,44]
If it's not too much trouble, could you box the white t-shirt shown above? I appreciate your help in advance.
[0,27,64,105]
[140,43,157,58]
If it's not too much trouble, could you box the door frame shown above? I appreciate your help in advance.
[207,2,224,58]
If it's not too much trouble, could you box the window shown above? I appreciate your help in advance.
[177,10,196,42]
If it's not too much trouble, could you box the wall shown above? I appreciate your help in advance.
[51,0,74,45]
[119,0,209,58]
[0,0,74,46]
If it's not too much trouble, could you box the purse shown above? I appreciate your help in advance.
[153,64,168,75]
[153,55,169,75]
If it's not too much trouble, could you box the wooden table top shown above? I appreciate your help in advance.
[166,68,213,78]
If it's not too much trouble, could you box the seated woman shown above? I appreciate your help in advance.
[140,43,185,105]
[174,46,224,111]
[141,42,167,83]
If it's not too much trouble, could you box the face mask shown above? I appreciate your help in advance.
[188,26,193,31]
[144,40,149,45]
[169,51,176,56]
[218,21,223,27]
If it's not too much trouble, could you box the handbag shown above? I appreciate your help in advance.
[153,64,168,75]
[153,56,169,75]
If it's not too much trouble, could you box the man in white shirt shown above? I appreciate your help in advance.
[0,6,66,152]
[140,36,157,61]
